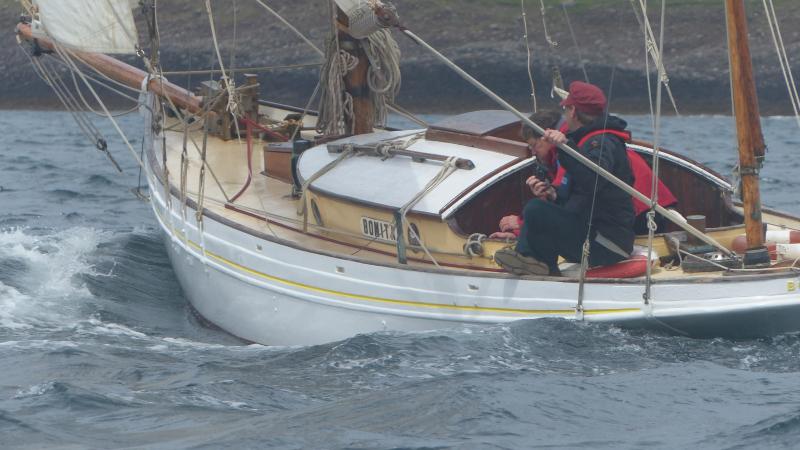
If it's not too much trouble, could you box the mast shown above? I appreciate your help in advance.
[725,0,768,263]
[338,30,373,134]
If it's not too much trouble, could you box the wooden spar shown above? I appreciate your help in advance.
[16,23,203,114]
[336,10,373,135]
[343,40,373,135]
[725,0,767,251]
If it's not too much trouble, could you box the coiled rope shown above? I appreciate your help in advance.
[318,1,401,135]
[364,29,402,128]
[318,35,359,135]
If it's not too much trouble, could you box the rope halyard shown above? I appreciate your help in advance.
[195,116,211,254]
[396,155,459,267]
[180,123,190,223]
[52,44,145,170]
[560,3,588,83]
[631,0,680,116]
[575,239,590,320]
[397,26,732,256]
[576,30,622,317]
[318,20,401,134]
[538,0,557,49]
[520,0,537,112]
[364,29,401,128]
[204,0,243,147]
[253,0,325,57]
[297,146,356,232]
[762,0,800,130]
[644,0,667,308]
[254,0,421,129]
[318,33,358,135]
[25,53,123,172]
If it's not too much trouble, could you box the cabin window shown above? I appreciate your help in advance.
[408,223,421,247]
[311,199,324,227]
[450,163,537,236]
[449,147,742,238]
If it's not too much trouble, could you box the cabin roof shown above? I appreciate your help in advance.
[297,129,525,216]
[428,110,520,136]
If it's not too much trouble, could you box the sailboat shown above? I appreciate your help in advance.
[13,0,800,345]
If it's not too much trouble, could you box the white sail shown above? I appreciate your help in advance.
[34,0,139,54]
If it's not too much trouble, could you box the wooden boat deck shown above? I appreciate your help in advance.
[159,117,800,282]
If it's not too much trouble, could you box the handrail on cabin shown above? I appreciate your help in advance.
[327,142,475,170]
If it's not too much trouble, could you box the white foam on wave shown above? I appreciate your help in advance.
[149,337,269,352]
[0,281,35,330]
[14,381,56,399]
[74,317,149,339]
[0,227,111,331]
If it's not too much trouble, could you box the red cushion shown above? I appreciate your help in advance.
[586,254,648,278]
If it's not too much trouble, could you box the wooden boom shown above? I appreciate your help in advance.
[16,22,203,114]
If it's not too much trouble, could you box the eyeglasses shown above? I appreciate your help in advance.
[527,137,543,149]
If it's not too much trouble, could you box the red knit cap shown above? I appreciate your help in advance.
[560,81,607,115]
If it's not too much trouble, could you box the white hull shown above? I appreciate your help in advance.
[17,6,800,347]
[147,166,800,345]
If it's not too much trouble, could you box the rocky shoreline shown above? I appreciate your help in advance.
[2,1,799,114]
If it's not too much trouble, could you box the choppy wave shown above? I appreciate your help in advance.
[3,112,800,448]
[0,227,106,331]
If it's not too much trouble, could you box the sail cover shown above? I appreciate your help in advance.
[34,0,139,54]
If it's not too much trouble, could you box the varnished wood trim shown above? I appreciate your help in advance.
[147,128,800,284]
[425,129,531,159]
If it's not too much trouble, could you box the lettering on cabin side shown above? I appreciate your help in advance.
[361,217,397,242]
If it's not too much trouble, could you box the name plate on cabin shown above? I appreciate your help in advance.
[361,217,397,243]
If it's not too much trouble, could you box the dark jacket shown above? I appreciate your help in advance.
[555,115,635,256]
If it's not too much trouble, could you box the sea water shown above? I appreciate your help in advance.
[1,110,800,449]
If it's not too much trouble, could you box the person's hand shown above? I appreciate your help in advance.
[498,215,521,232]
[489,231,517,240]
[526,176,556,201]
[542,129,567,145]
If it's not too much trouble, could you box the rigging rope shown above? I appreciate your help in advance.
[317,29,401,134]
[575,10,627,316]
[317,34,358,135]
[538,0,557,49]
[630,0,680,116]
[520,0,537,112]
[204,0,239,116]
[256,0,427,128]
[364,29,402,128]
[399,26,731,254]
[253,0,325,57]
[160,63,323,76]
[297,146,356,231]
[762,0,800,130]
[26,53,123,172]
[643,0,667,306]
[396,155,459,268]
[560,3,588,83]
[639,0,655,128]
[318,1,401,134]
[52,44,145,169]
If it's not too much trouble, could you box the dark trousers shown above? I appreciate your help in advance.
[515,199,626,274]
